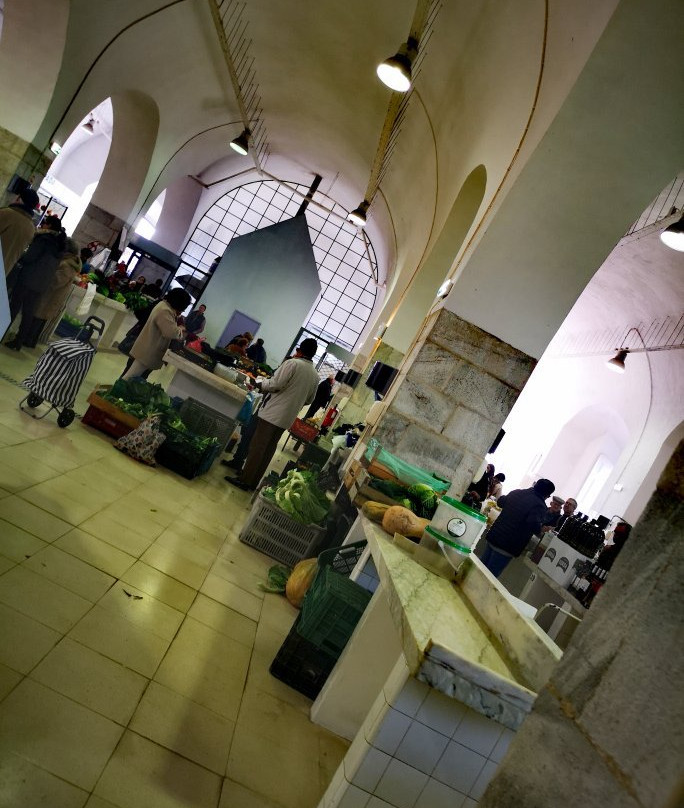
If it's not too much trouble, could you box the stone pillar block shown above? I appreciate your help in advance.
[371,308,535,495]
[479,441,684,808]
[72,202,126,249]
[0,125,53,207]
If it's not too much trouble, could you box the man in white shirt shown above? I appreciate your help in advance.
[225,337,320,491]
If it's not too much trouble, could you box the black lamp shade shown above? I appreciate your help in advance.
[334,370,346,383]
[365,362,398,395]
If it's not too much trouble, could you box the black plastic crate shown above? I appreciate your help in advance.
[269,615,338,700]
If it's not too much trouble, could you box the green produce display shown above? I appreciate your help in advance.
[60,314,84,327]
[263,470,330,525]
[101,379,217,460]
[368,478,439,519]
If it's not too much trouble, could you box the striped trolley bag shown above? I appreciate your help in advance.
[20,316,105,428]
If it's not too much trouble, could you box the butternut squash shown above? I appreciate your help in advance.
[381,506,429,540]
[285,558,318,608]
[362,501,392,524]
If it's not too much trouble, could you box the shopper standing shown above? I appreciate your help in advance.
[0,188,38,277]
[480,478,556,577]
[122,288,190,379]
[4,216,66,350]
[225,338,320,491]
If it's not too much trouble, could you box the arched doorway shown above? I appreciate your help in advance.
[38,100,114,235]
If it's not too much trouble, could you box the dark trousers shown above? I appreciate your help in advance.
[481,542,513,578]
[8,284,41,347]
[231,415,259,466]
[240,418,284,488]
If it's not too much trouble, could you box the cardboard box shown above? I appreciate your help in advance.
[538,534,591,588]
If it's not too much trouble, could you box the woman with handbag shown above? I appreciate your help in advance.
[122,288,190,379]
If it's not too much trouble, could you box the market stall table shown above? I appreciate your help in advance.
[163,350,248,420]
[311,517,562,808]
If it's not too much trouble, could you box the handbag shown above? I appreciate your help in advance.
[114,415,166,465]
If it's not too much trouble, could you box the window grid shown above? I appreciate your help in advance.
[180,180,378,350]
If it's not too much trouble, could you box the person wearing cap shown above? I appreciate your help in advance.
[24,237,83,347]
[556,497,577,532]
[480,478,556,577]
[225,338,320,491]
[0,188,39,277]
[540,494,565,533]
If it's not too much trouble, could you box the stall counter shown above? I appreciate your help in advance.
[313,517,562,808]
[163,350,248,420]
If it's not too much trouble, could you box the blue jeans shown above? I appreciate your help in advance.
[481,542,513,578]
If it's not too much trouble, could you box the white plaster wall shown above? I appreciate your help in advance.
[151,175,202,255]
[50,134,110,196]
[0,0,69,141]
[492,347,683,525]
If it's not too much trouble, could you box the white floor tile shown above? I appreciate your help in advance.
[187,592,257,646]
[129,680,235,774]
[0,496,72,541]
[0,678,123,791]
[0,565,92,633]
[24,544,115,601]
[31,637,148,725]
[68,604,171,677]
[154,617,250,721]
[94,730,221,808]
[200,572,262,621]
[0,602,61,673]
[96,581,185,641]
[56,528,136,578]
[0,752,89,808]
[0,517,48,560]
[121,560,197,611]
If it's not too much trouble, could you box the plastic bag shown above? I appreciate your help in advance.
[364,438,450,493]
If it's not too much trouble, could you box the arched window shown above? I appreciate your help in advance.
[181,180,379,350]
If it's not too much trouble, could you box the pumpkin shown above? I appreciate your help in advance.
[362,500,392,524]
[381,505,429,540]
[285,558,319,608]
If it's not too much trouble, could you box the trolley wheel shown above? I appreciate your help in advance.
[26,392,44,408]
[57,409,75,428]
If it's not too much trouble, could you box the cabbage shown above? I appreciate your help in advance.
[274,470,330,525]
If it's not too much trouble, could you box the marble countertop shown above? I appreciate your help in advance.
[362,518,562,729]
[163,351,249,402]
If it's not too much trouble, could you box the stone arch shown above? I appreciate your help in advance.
[625,419,684,525]
[539,404,631,513]
[71,90,159,247]
[383,164,487,350]
[90,90,159,221]
[0,0,69,142]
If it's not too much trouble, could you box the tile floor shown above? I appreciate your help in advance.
[0,344,348,808]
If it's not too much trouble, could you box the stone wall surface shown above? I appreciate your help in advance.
[479,441,684,808]
[0,125,52,207]
[372,308,535,494]
[72,202,126,250]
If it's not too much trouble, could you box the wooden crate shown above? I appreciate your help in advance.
[82,386,141,437]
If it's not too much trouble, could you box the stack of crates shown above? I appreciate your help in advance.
[269,541,371,699]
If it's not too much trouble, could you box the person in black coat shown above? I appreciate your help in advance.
[304,375,334,419]
[4,216,66,350]
[481,478,556,577]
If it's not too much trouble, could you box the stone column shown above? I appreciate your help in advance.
[0,125,53,207]
[479,441,684,808]
[370,308,536,496]
[71,202,127,252]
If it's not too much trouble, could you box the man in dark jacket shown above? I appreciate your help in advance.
[481,478,555,577]
[4,216,66,350]
[304,375,334,419]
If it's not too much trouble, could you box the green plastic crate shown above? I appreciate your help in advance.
[297,564,372,656]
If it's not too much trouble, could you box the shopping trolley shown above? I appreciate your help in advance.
[19,316,105,428]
